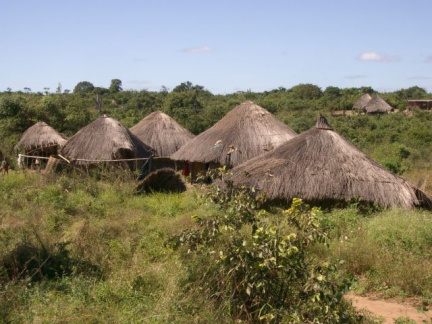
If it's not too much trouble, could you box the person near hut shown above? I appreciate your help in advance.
[35,158,41,172]
[182,161,190,177]
[1,158,9,175]
[17,154,24,172]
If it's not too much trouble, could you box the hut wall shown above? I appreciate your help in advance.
[407,100,432,110]
[190,162,205,182]
[188,161,221,182]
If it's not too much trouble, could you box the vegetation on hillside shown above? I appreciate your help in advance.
[1,81,432,181]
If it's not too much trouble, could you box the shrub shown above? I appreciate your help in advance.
[169,181,363,323]
[0,238,100,282]
[137,168,186,194]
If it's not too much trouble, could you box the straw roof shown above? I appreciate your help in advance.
[171,101,297,167]
[130,111,195,157]
[228,115,432,209]
[15,121,67,152]
[352,93,372,109]
[60,115,153,165]
[364,95,393,113]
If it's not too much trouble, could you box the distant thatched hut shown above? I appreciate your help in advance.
[130,111,195,169]
[15,121,67,168]
[352,93,372,110]
[60,115,153,170]
[363,95,393,114]
[171,101,297,180]
[228,115,432,209]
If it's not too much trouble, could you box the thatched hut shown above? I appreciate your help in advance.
[352,93,372,110]
[227,115,432,209]
[15,121,67,168]
[171,101,297,180]
[129,111,195,169]
[60,115,153,169]
[363,95,393,114]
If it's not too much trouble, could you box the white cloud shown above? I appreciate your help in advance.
[181,46,213,53]
[358,51,400,62]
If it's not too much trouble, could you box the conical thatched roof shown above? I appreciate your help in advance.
[364,95,393,113]
[352,93,372,109]
[171,101,297,167]
[60,115,153,165]
[129,111,195,157]
[228,115,432,209]
[15,121,67,152]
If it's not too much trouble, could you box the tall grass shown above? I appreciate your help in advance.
[326,207,432,300]
[1,171,430,322]
[0,171,223,323]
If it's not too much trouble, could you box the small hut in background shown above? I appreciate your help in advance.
[363,95,393,114]
[60,115,153,170]
[15,121,67,169]
[130,111,195,169]
[227,115,432,209]
[352,93,372,111]
[407,99,432,111]
[171,101,297,180]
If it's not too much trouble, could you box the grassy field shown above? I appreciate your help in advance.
[1,171,431,323]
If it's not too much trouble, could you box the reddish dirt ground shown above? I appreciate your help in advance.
[346,292,432,323]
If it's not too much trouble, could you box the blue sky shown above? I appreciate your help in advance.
[1,0,431,94]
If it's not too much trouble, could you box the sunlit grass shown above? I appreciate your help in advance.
[326,207,432,299]
[0,171,223,323]
[1,171,431,322]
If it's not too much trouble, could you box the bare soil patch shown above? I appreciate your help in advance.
[346,292,432,323]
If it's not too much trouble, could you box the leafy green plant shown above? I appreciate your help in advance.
[169,181,361,323]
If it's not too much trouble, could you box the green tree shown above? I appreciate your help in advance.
[109,79,123,93]
[289,83,322,100]
[164,91,204,133]
[173,81,204,93]
[0,97,22,119]
[93,87,109,96]
[395,86,429,99]
[323,86,341,98]
[73,81,95,94]
[360,86,376,94]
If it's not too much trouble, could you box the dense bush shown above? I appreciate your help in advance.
[169,182,365,323]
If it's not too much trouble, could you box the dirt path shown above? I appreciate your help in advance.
[346,292,432,323]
